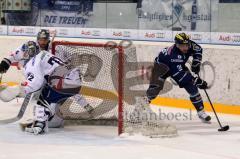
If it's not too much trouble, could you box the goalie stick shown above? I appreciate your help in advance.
[49,30,56,49]
[0,92,35,124]
[0,85,117,125]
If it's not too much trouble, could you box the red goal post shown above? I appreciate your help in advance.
[52,41,124,135]
[51,40,178,138]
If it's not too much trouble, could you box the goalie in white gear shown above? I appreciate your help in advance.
[0,41,93,135]
[0,29,53,78]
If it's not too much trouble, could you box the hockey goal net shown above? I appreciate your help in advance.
[52,41,177,137]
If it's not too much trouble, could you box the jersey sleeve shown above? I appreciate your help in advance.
[190,40,203,63]
[40,52,63,76]
[23,52,63,94]
[5,46,25,64]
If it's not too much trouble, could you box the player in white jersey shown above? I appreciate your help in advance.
[0,41,93,135]
[0,29,52,101]
[2,29,52,71]
[37,29,52,51]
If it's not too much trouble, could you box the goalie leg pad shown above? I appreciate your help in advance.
[24,104,50,135]
[37,96,65,128]
[48,103,64,128]
[21,103,64,130]
[48,113,64,128]
[73,94,94,113]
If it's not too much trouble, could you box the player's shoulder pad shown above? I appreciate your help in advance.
[160,45,174,56]
[160,47,168,56]
[190,40,202,52]
[156,46,173,64]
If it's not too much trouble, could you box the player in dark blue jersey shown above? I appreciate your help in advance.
[146,33,211,122]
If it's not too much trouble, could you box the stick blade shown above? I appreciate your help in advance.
[218,125,230,132]
[0,92,36,125]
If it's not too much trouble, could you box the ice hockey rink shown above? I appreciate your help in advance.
[0,98,239,159]
[1,0,240,158]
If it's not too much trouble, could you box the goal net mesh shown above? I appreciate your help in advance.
[52,41,177,137]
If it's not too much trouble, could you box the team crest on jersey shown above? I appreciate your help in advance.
[171,58,184,63]
[171,54,183,62]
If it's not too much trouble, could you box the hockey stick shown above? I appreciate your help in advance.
[0,92,34,124]
[198,74,229,131]
[49,30,57,49]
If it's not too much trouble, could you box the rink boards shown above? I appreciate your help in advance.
[0,36,239,115]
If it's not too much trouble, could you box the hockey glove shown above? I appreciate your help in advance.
[191,59,201,74]
[193,77,208,89]
[0,58,11,73]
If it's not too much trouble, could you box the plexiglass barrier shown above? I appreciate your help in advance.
[0,0,240,44]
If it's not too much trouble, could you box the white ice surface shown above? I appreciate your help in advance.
[0,98,240,159]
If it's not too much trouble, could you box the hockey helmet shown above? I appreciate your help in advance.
[174,33,190,44]
[37,29,50,41]
[21,41,40,59]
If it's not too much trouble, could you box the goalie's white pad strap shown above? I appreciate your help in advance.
[33,105,49,122]
[73,94,88,107]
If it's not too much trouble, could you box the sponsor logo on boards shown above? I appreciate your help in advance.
[190,33,202,41]
[12,27,24,33]
[113,31,131,38]
[144,32,165,39]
